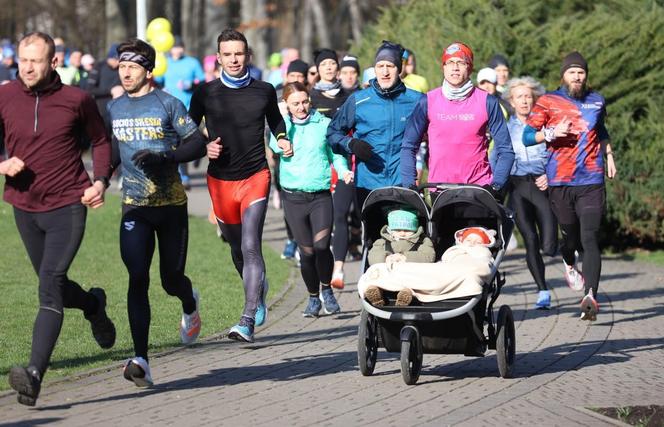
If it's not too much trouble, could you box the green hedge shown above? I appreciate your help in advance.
[353,0,664,247]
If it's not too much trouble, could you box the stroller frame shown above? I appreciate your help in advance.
[356,184,516,384]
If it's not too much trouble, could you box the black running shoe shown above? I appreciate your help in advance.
[86,288,116,349]
[8,366,41,406]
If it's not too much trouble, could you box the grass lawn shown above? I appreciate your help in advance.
[0,182,290,390]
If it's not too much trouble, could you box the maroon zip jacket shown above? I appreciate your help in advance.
[0,72,111,212]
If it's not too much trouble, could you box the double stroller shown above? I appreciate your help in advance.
[356,184,516,385]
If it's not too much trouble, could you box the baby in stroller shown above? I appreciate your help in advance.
[364,208,436,306]
[358,226,496,306]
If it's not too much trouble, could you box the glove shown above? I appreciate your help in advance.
[348,138,373,162]
[131,150,173,170]
[482,183,505,203]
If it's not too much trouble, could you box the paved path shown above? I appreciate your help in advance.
[1,166,663,426]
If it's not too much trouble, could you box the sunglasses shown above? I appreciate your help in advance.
[308,71,318,76]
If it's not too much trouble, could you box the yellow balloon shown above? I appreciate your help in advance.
[152,31,174,52]
[152,52,168,77]
[146,17,171,41]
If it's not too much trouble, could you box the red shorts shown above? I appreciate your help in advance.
[207,169,271,225]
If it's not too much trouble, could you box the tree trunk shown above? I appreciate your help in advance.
[347,0,363,45]
[300,0,313,64]
[310,0,331,48]
[204,0,230,54]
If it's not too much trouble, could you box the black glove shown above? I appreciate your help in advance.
[131,150,173,170]
[348,138,373,162]
[482,183,505,203]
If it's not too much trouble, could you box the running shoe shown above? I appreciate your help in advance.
[396,288,413,306]
[8,366,41,406]
[364,286,385,307]
[302,296,322,318]
[123,357,153,387]
[320,287,341,314]
[281,240,297,259]
[330,271,344,290]
[255,279,269,327]
[563,259,585,292]
[535,290,551,309]
[229,316,255,343]
[86,287,116,349]
[180,289,201,344]
[580,289,599,321]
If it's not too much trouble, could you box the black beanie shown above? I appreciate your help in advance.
[560,51,588,77]
[374,40,404,73]
[314,48,338,69]
[287,59,309,76]
[488,54,509,69]
[339,55,360,74]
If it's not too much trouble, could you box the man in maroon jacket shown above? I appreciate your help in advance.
[0,32,116,407]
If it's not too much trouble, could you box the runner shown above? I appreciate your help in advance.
[189,29,290,343]
[401,42,514,202]
[270,82,352,316]
[107,38,207,387]
[0,32,115,406]
[523,51,617,320]
[503,76,558,309]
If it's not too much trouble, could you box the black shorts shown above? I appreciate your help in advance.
[548,184,605,225]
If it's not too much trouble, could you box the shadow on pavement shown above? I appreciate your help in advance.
[0,418,64,427]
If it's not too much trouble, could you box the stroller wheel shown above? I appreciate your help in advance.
[400,326,423,385]
[496,305,516,378]
[357,309,378,376]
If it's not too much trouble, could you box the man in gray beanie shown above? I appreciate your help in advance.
[327,40,422,209]
[521,50,617,322]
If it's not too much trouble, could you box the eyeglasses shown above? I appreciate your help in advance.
[444,60,469,68]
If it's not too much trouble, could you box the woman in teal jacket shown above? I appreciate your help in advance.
[270,82,353,318]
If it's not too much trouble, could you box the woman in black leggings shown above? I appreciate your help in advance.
[270,82,353,317]
[503,76,558,309]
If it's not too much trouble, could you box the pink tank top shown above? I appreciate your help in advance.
[426,88,492,185]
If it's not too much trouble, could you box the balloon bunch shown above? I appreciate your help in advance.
[146,17,173,77]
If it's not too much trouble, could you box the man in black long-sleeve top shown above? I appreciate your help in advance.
[189,28,290,343]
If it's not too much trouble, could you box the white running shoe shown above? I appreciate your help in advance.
[180,289,201,345]
[563,259,585,292]
[123,357,153,387]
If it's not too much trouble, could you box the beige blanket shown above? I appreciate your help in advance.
[358,245,493,302]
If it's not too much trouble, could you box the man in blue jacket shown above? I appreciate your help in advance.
[327,41,423,209]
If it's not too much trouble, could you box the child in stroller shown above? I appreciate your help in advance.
[364,208,435,306]
[359,226,496,306]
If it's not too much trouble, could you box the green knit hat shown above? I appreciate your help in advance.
[387,209,418,232]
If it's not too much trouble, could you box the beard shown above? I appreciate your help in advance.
[563,80,587,99]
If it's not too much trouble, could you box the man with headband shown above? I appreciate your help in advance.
[189,29,289,343]
[107,38,208,387]
[1,32,115,406]
[401,41,514,202]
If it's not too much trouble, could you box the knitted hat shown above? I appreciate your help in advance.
[477,67,497,84]
[488,54,510,69]
[454,226,497,247]
[314,48,338,69]
[441,42,474,72]
[287,59,309,75]
[387,209,418,232]
[375,40,404,73]
[339,55,360,74]
[560,51,588,77]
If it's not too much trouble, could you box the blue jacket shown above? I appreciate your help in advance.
[507,115,548,176]
[326,78,423,190]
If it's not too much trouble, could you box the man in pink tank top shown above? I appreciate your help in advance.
[401,42,513,200]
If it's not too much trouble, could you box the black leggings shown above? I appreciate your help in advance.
[120,204,195,360]
[332,180,355,262]
[509,175,558,291]
[282,190,334,295]
[14,204,98,375]
[217,199,268,320]
[549,185,604,295]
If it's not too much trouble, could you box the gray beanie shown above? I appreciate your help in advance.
[374,40,404,73]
